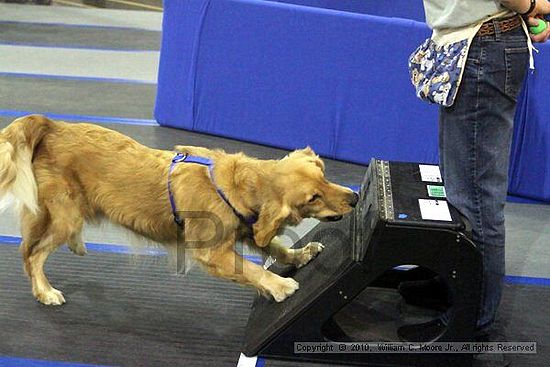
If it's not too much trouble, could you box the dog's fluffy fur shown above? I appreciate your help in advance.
[0,115,357,305]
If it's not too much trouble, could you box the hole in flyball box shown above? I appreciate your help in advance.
[322,265,451,342]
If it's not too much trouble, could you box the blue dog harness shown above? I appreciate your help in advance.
[167,152,258,228]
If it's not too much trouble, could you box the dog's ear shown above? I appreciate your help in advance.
[287,146,316,158]
[283,146,324,172]
[253,202,291,247]
[299,146,317,157]
[284,146,319,161]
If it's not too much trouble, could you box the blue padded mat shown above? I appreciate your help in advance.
[155,0,549,202]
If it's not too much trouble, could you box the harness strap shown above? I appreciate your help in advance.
[167,152,258,228]
[168,153,186,227]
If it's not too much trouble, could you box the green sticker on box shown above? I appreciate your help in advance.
[427,185,446,198]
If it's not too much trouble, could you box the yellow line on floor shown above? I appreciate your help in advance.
[105,0,162,11]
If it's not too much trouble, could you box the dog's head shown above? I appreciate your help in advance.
[253,147,358,246]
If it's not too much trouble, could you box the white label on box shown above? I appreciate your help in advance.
[419,164,442,183]
[418,199,452,221]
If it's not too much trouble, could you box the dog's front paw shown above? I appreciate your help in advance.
[264,274,299,302]
[35,287,66,306]
[295,242,324,268]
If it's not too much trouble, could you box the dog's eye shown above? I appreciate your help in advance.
[309,194,321,203]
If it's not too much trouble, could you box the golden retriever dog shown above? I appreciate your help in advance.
[0,115,358,306]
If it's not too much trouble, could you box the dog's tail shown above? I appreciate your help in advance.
[0,114,52,213]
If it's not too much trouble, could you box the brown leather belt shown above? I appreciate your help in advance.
[477,15,522,37]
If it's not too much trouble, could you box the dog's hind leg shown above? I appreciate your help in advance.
[67,231,87,256]
[27,238,67,305]
[193,240,300,302]
[20,207,48,277]
[23,188,84,305]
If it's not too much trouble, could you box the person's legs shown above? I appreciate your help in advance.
[440,26,528,329]
[399,24,529,341]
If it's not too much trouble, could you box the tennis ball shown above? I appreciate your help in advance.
[530,18,548,34]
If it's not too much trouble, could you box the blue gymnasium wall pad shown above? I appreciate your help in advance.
[266,0,426,22]
[509,44,550,202]
[156,0,435,162]
[155,0,549,202]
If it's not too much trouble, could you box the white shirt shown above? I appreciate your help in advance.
[423,0,507,30]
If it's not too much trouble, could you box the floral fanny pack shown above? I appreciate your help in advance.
[408,37,470,107]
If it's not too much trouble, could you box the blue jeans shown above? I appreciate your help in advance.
[438,22,529,329]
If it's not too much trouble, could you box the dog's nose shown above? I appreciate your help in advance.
[350,192,359,207]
